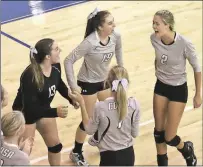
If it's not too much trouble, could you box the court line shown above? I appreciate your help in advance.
[30,105,194,164]
[1,31,30,48]
[1,1,87,25]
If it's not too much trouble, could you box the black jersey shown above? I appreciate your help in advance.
[12,63,73,124]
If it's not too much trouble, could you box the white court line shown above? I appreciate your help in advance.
[30,105,194,164]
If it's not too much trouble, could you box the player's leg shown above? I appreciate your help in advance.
[70,81,97,166]
[37,118,62,166]
[153,79,169,166]
[165,82,197,166]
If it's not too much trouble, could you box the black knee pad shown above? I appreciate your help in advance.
[165,135,181,147]
[79,122,85,131]
[48,143,63,153]
[154,129,165,144]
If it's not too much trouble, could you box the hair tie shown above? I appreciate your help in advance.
[87,7,100,20]
[30,46,38,59]
[112,78,128,92]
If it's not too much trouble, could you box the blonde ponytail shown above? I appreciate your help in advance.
[107,66,129,122]
[116,83,128,121]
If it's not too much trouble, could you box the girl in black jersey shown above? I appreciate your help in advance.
[12,38,78,166]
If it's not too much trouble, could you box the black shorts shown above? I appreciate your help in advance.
[23,111,41,124]
[77,80,108,95]
[100,146,135,166]
[154,79,188,103]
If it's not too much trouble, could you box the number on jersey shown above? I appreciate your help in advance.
[49,85,56,98]
[160,54,168,64]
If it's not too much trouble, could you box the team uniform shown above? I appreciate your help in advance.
[0,132,3,146]
[64,30,123,95]
[84,97,140,166]
[12,63,73,124]
[150,32,201,103]
[1,142,30,166]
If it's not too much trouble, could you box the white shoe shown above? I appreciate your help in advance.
[69,150,89,166]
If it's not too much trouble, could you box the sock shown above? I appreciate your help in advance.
[73,141,83,154]
[157,153,168,166]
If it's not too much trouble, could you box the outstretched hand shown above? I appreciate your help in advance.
[69,91,85,105]
[72,101,80,109]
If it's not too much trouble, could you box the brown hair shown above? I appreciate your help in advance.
[30,38,54,90]
[84,9,111,38]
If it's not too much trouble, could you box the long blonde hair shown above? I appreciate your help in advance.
[105,65,129,121]
[1,111,25,137]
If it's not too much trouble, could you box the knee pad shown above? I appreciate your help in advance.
[79,122,85,131]
[165,135,181,147]
[154,129,165,143]
[48,143,63,153]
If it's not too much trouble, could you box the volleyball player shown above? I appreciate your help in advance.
[12,38,78,165]
[151,10,201,166]
[64,8,123,165]
[71,65,140,166]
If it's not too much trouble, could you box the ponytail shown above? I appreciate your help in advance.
[30,47,44,91]
[112,78,128,121]
[84,19,96,39]
[28,38,54,91]
[116,83,128,121]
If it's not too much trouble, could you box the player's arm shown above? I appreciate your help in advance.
[54,63,74,105]
[115,31,123,66]
[12,86,23,111]
[83,104,100,135]
[185,40,202,108]
[64,39,91,91]
[71,91,99,134]
[131,100,141,138]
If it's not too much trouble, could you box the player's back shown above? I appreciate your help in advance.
[1,142,30,166]
[95,97,140,152]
